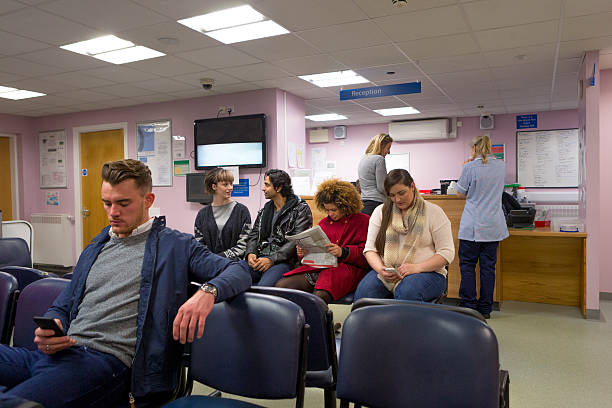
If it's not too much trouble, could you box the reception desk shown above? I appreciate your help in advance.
[302,195,587,316]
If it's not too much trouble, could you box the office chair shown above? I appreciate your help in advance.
[0,238,32,269]
[0,272,19,345]
[0,266,58,291]
[164,292,309,408]
[337,303,503,408]
[12,278,68,350]
[249,287,338,408]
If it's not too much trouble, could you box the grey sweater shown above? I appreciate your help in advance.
[67,232,147,367]
[358,154,387,202]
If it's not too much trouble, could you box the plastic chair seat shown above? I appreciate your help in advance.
[167,395,265,408]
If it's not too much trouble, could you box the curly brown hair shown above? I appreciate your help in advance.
[314,179,363,215]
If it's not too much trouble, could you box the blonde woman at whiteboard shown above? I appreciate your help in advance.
[358,133,393,216]
[456,135,509,319]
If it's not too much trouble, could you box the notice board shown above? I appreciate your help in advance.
[516,128,579,188]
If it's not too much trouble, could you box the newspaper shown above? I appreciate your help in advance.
[286,225,338,268]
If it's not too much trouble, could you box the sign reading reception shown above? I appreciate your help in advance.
[340,82,421,101]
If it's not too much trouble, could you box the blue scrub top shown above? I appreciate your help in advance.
[456,156,509,242]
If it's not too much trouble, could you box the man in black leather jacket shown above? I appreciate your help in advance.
[245,169,313,286]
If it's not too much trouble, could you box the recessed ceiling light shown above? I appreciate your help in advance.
[299,70,369,88]
[93,46,165,64]
[178,5,264,32]
[373,107,420,116]
[305,113,348,121]
[205,20,289,44]
[0,89,46,100]
[157,37,179,45]
[60,35,134,56]
[0,86,18,93]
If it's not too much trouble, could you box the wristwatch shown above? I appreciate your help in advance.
[199,283,218,299]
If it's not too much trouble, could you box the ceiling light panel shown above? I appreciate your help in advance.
[205,20,289,44]
[60,35,134,56]
[177,5,264,32]
[374,107,421,116]
[0,90,46,100]
[299,70,369,87]
[0,86,18,93]
[93,46,166,64]
[305,113,348,121]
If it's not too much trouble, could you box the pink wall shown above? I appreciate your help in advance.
[599,69,612,293]
[308,110,578,190]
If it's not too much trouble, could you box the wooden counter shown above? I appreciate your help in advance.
[303,194,587,316]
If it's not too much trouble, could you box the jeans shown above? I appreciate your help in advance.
[0,345,129,408]
[458,239,499,315]
[354,270,446,302]
[249,262,292,287]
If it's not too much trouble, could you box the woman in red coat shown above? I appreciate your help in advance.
[276,179,370,304]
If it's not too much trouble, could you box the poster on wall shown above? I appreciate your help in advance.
[491,144,505,161]
[137,120,172,186]
[39,129,67,188]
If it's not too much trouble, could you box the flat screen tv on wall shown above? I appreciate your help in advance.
[194,113,266,170]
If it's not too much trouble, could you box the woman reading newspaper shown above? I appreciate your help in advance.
[276,179,370,304]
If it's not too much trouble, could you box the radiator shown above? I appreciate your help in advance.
[30,213,74,267]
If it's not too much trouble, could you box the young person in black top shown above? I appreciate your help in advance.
[194,168,251,260]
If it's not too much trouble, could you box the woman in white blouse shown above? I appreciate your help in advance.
[354,169,455,301]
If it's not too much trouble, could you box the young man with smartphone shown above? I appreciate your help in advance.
[0,159,251,407]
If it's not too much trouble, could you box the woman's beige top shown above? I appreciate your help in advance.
[364,201,455,275]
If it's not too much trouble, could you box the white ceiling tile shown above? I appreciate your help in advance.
[495,78,550,90]
[0,31,49,56]
[352,0,458,18]
[7,77,77,93]
[355,63,421,82]
[418,53,488,75]
[254,77,315,91]
[39,0,168,32]
[41,72,116,88]
[375,6,470,42]
[18,48,106,70]
[63,102,114,112]
[301,96,342,108]
[173,70,242,87]
[551,101,578,109]
[79,66,159,83]
[131,0,245,20]
[95,98,141,108]
[0,57,63,77]
[117,21,220,54]
[0,8,101,45]
[483,44,556,67]
[89,84,154,98]
[451,89,502,102]
[208,82,263,94]
[54,89,127,102]
[126,56,205,77]
[297,20,390,52]
[556,58,581,74]
[562,13,612,41]
[396,33,481,60]
[565,0,612,18]
[558,36,612,59]
[462,0,561,31]
[334,45,408,69]
[289,87,337,99]
[170,88,218,98]
[128,94,184,104]
[505,103,551,113]
[430,69,493,85]
[177,46,261,70]
[255,0,368,31]
[500,86,550,99]
[504,95,550,105]
[490,61,554,80]
[474,21,558,51]
[0,71,25,83]
[0,1,25,14]
[233,34,321,62]
[33,94,83,107]
[273,55,346,76]
[132,78,196,93]
[222,63,291,81]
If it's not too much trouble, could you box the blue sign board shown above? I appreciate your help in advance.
[516,114,537,129]
[340,82,421,101]
[231,179,249,197]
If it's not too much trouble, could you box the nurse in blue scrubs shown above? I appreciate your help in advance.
[456,135,508,318]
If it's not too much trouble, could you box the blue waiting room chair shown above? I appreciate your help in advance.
[0,266,58,292]
[338,301,506,408]
[0,238,32,269]
[164,292,309,408]
[0,272,19,345]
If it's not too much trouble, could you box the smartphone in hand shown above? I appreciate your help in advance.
[385,267,401,277]
[33,316,64,337]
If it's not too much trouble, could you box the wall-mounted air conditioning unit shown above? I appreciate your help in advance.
[388,118,453,141]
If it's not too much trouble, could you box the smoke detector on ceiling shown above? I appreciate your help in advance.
[392,0,408,7]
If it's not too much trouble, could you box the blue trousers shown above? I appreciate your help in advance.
[0,345,129,408]
[354,270,446,302]
[249,262,292,287]
[458,239,499,315]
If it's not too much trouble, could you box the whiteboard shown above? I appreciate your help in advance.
[516,129,579,188]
